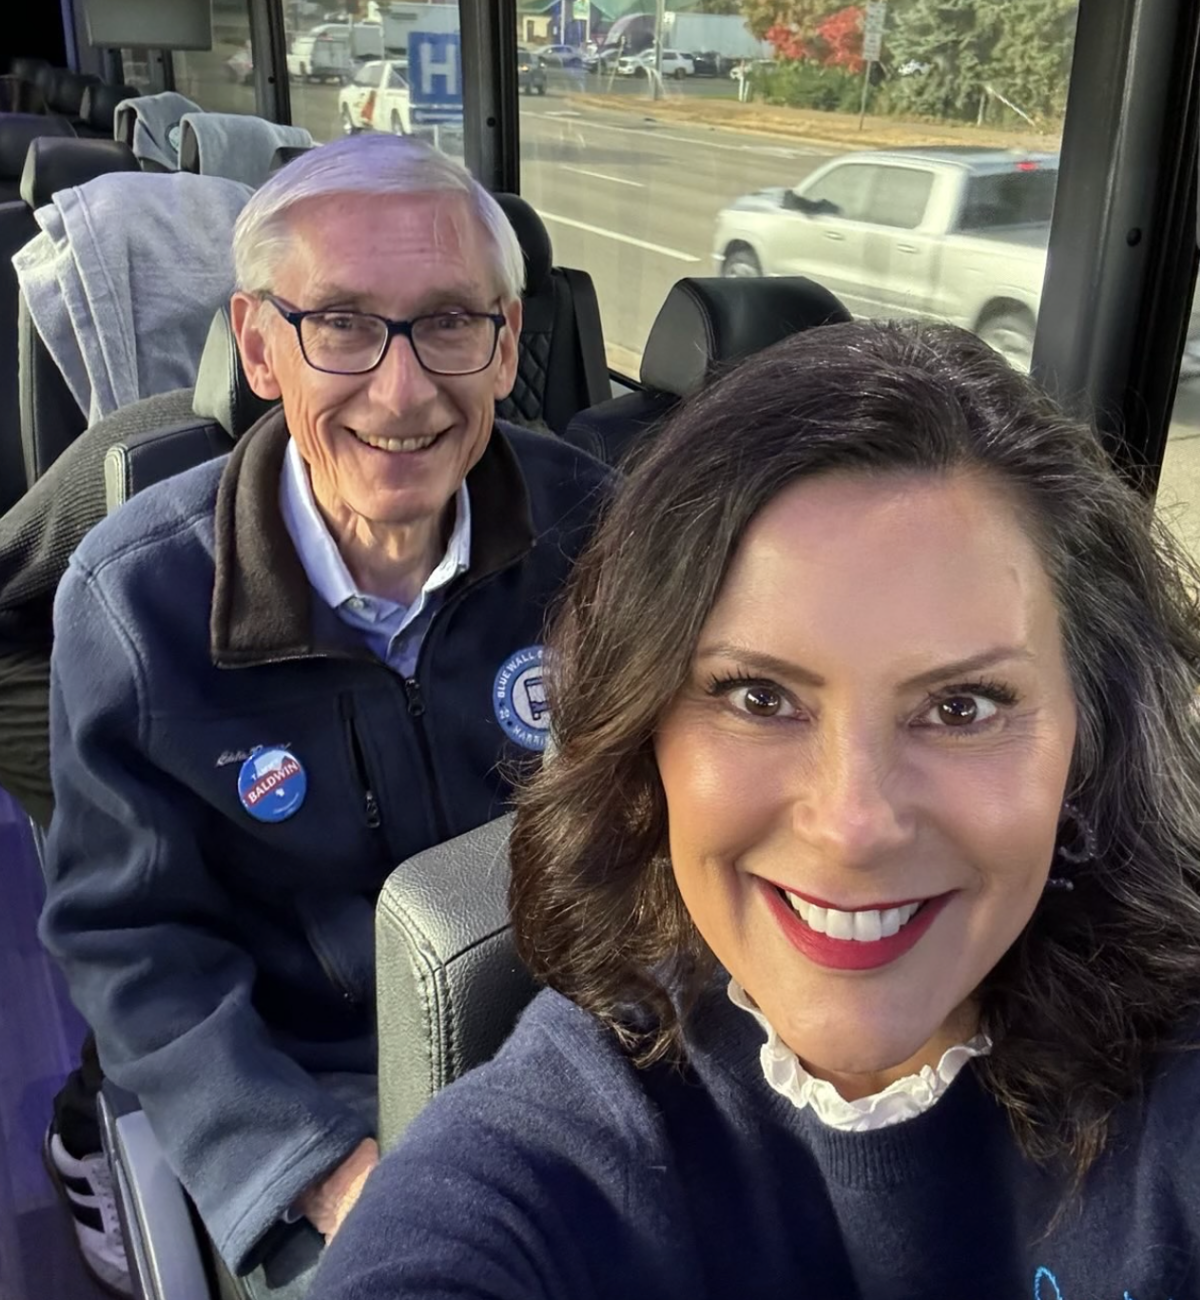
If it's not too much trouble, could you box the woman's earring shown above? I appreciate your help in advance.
[1046,801,1097,892]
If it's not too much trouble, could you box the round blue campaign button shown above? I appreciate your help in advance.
[237,747,307,823]
[493,645,549,752]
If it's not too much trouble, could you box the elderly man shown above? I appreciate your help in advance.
[40,133,609,1297]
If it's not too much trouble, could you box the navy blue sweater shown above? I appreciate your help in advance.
[312,984,1200,1300]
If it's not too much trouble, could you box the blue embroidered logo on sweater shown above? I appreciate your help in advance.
[1035,1265,1172,1300]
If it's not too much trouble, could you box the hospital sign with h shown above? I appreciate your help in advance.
[409,31,463,127]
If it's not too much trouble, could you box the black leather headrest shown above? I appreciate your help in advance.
[639,276,854,397]
[192,305,276,438]
[81,83,139,133]
[32,65,59,97]
[11,57,50,82]
[268,144,313,175]
[0,113,76,182]
[20,136,139,209]
[493,192,552,296]
[47,69,100,117]
[0,75,44,114]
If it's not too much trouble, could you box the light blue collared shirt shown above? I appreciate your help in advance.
[279,437,471,678]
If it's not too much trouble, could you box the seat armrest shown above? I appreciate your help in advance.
[375,814,537,1149]
[99,1084,214,1300]
[104,421,231,513]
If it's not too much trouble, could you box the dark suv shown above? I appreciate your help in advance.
[692,50,734,77]
[517,47,548,95]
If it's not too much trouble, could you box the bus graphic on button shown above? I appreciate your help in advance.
[493,645,550,752]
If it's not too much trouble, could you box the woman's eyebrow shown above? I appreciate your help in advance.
[695,644,825,687]
[695,643,1033,690]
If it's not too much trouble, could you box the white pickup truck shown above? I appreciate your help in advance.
[712,148,1065,372]
[338,59,412,135]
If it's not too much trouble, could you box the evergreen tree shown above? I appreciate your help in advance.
[884,0,1076,123]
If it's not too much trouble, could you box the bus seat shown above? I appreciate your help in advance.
[19,136,140,209]
[492,192,610,434]
[9,56,51,84]
[76,83,141,139]
[45,69,101,124]
[0,112,75,202]
[177,113,314,188]
[268,144,313,174]
[0,75,47,114]
[17,163,249,487]
[104,304,275,512]
[29,65,63,109]
[14,137,146,488]
[376,813,532,1149]
[563,275,853,468]
[97,810,522,1296]
[0,118,80,512]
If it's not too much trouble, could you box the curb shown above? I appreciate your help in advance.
[561,92,1059,154]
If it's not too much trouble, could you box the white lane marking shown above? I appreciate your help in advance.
[538,212,701,262]
[523,111,829,160]
[561,165,645,188]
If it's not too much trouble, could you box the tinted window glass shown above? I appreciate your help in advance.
[802,164,875,222]
[863,167,934,229]
[958,168,1059,229]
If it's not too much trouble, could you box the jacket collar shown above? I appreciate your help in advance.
[210,407,535,667]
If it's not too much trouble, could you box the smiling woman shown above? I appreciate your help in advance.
[309,320,1200,1300]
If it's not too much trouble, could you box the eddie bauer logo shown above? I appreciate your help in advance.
[217,744,292,768]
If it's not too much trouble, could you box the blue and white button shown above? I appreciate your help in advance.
[493,645,549,752]
[237,746,308,822]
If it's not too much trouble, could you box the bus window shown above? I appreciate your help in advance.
[118,48,163,94]
[1155,280,1200,561]
[285,0,464,163]
[171,0,255,112]
[518,6,1078,380]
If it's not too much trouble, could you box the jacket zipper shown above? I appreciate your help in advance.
[343,701,383,830]
[400,549,532,843]
[401,675,452,842]
[314,944,363,1006]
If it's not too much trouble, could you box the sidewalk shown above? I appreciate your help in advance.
[564,91,1061,154]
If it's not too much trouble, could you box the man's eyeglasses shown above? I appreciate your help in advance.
[263,294,507,377]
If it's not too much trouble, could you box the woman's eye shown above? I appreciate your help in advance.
[922,694,999,728]
[730,684,795,719]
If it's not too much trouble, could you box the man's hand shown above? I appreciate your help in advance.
[296,1138,380,1240]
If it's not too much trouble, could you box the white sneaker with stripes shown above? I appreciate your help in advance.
[43,1127,134,1297]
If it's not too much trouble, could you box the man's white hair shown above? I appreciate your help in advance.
[232,133,525,302]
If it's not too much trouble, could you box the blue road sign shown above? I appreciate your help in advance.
[408,31,463,127]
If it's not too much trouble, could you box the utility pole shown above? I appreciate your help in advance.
[652,0,665,100]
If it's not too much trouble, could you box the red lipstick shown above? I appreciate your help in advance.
[759,879,952,971]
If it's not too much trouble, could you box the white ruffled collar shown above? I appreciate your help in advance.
[727,979,991,1132]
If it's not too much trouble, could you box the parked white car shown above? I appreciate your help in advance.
[538,43,583,67]
[338,59,411,135]
[287,27,352,82]
[616,48,695,79]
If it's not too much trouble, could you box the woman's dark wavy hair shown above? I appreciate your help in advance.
[511,318,1200,1178]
